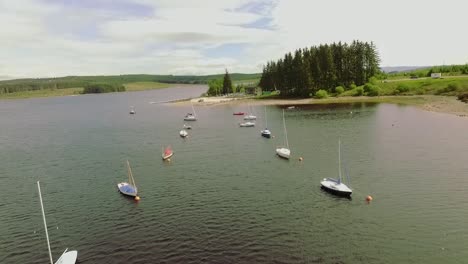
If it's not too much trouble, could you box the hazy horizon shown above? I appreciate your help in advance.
[1,0,467,79]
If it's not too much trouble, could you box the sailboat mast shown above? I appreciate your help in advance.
[283,109,289,148]
[338,139,342,183]
[127,160,136,187]
[191,101,196,117]
[37,181,54,264]
[264,106,267,128]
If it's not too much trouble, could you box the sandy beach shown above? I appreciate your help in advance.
[177,95,468,118]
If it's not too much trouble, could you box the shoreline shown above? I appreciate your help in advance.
[175,95,468,118]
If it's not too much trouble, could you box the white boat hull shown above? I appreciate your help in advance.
[162,152,173,160]
[276,147,290,159]
[184,116,197,121]
[55,249,78,264]
[179,130,188,137]
[320,178,352,197]
[117,182,138,197]
[240,122,255,127]
[243,115,257,120]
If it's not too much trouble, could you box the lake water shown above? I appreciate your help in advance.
[1,85,468,264]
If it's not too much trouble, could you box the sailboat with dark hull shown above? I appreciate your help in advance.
[261,106,271,138]
[320,139,352,197]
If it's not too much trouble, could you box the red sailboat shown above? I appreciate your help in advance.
[162,146,173,160]
[233,112,245,115]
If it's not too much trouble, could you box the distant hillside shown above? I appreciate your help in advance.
[381,66,430,73]
[0,73,261,94]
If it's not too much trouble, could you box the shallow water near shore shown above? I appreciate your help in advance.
[1,85,468,264]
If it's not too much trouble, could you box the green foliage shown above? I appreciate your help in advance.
[366,85,380,96]
[82,83,125,94]
[349,83,357,90]
[315,89,328,99]
[354,86,364,96]
[386,64,468,80]
[259,40,380,98]
[435,82,460,95]
[395,83,410,94]
[222,69,233,94]
[335,86,345,95]
[0,73,261,94]
[207,79,222,96]
[368,76,378,85]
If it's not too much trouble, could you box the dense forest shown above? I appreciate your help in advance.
[259,40,380,97]
[82,83,125,94]
[0,73,261,94]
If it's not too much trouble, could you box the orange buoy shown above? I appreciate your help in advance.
[135,196,141,201]
[299,157,303,161]
[366,195,373,202]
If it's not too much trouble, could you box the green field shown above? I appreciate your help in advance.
[123,82,171,91]
[340,76,468,97]
[0,82,173,99]
[0,87,83,99]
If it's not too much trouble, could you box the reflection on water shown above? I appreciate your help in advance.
[1,88,468,264]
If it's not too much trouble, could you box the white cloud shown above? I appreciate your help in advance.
[0,0,466,78]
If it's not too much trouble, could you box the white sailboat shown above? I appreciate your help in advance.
[320,139,353,197]
[239,121,255,127]
[179,129,188,137]
[184,101,197,121]
[37,181,78,264]
[276,109,290,159]
[261,106,271,138]
[129,106,135,114]
[117,160,139,199]
[243,104,257,120]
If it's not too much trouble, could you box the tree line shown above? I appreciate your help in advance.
[0,73,261,94]
[259,40,381,97]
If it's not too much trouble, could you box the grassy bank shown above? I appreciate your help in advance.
[123,82,171,91]
[0,87,83,99]
[341,76,468,97]
[0,81,173,99]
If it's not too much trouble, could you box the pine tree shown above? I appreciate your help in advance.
[222,69,233,95]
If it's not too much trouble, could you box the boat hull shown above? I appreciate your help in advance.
[179,130,188,137]
[233,112,245,115]
[276,148,290,159]
[240,122,255,127]
[162,152,173,160]
[184,116,197,121]
[117,182,137,197]
[55,249,78,264]
[261,130,271,138]
[320,178,352,197]
[243,115,257,120]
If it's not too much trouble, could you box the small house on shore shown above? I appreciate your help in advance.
[431,73,442,79]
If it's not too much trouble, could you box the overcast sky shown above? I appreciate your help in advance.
[0,0,467,78]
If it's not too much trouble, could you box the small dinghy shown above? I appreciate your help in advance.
[180,129,188,137]
[162,146,173,160]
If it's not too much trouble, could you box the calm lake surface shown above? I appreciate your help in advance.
[1,85,468,264]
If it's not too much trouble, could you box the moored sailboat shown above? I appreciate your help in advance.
[320,139,353,197]
[276,109,290,159]
[261,106,271,138]
[117,160,139,199]
[162,146,173,160]
[184,101,197,121]
[37,181,78,264]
